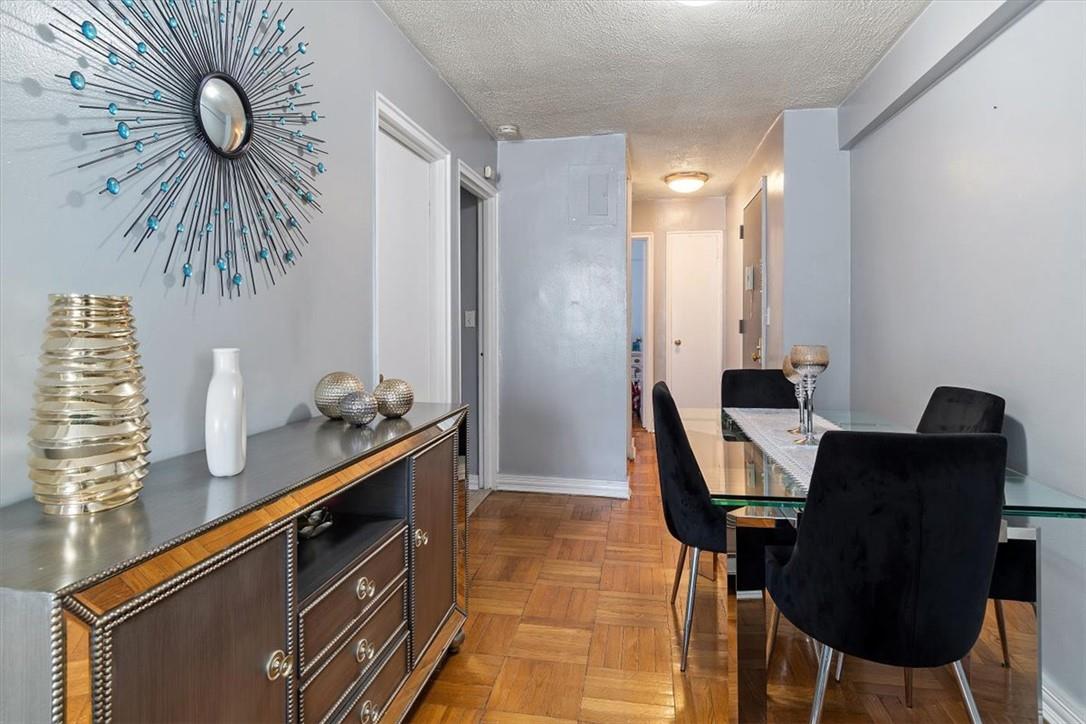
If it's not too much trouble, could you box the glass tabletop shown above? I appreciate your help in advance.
[680,407,1086,519]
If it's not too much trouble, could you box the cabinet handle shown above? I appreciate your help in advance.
[265,649,286,681]
[355,576,375,600]
[355,638,376,663]
[415,529,430,548]
[359,699,374,723]
[278,653,294,680]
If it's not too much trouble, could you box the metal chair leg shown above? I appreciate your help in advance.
[809,643,834,724]
[834,651,844,682]
[680,547,700,672]
[766,604,781,664]
[670,544,688,604]
[994,599,1010,667]
[951,659,982,724]
[904,667,914,707]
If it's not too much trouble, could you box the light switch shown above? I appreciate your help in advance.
[464,310,476,328]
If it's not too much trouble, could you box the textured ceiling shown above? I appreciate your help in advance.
[378,0,927,198]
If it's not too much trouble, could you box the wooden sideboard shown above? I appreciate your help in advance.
[0,403,469,724]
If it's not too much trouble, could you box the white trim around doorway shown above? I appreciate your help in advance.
[458,160,499,492]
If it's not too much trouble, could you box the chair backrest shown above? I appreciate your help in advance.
[652,382,725,551]
[787,431,1007,667]
[917,386,1005,434]
[721,369,797,409]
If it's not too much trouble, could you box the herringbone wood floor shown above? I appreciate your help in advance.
[410,426,1038,723]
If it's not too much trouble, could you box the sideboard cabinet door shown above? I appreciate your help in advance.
[410,435,456,664]
[106,529,293,723]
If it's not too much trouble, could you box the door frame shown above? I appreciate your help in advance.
[457,160,499,491]
[630,232,655,431]
[664,230,724,402]
[373,92,452,399]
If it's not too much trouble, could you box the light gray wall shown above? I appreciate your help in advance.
[632,196,727,383]
[782,109,851,410]
[497,134,629,484]
[849,0,1085,711]
[459,188,479,477]
[0,1,496,505]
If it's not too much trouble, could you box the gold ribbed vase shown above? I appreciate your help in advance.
[28,295,150,515]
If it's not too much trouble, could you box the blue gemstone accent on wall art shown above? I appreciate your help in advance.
[310,111,318,122]
[160,182,169,193]
[292,82,302,94]
[317,162,326,173]
[259,247,269,260]
[168,17,178,28]
[262,9,269,19]
[108,102,118,115]
[153,132,160,140]
[232,273,243,286]
[177,223,185,233]
[106,177,120,194]
[147,215,159,230]
[215,257,227,271]
[152,89,162,101]
[122,0,133,7]
[206,222,214,232]
[68,71,85,90]
[117,121,130,139]
[297,42,307,54]
[108,52,119,65]
[178,149,187,160]
[182,262,193,277]
[135,141,144,152]
[252,46,260,56]
[136,41,148,54]
[277,45,285,55]
[136,162,144,170]
[81,21,97,40]
[135,116,143,124]
[305,191,314,203]
[288,216,298,227]
[277,19,286,32]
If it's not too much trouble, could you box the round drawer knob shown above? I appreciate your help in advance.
[265,649,286,681]
[355,576,375,600]
[355,638,376,663]
[359,700,374,723]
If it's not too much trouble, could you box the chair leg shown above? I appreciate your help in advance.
[994,599,1010,668]
[766,604,781,664]
[951,659,982,724]
[834,651,844,682]
[904,668,914,708]
[680,547,700,672]
[670,544,688,605]
[809,643,834,724]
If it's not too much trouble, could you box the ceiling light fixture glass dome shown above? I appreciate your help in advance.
[665,172,709,193]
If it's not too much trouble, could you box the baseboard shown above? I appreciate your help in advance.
[1044,682,1085,724]
[495,473,629,500]
[468,474,479,491]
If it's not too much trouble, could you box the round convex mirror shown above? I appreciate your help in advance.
[196,74,252,157]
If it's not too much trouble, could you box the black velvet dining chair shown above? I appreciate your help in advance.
[652,381,729,671]
[917,385,1006,434]
[721,369,798,409]
[766,431,1007,724]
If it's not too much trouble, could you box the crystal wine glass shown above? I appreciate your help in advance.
[782,355,804,434]
[790,345,829,445]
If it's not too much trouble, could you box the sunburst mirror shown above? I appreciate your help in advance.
[53,0,327,298]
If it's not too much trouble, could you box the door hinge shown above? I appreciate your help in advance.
[739,224,744,240]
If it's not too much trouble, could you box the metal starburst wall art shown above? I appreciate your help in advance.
[53,0,327,298]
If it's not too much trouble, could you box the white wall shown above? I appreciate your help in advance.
[632,196,727,383]
[848,0,1085,714]
[496,135,629,494]
[724,112,850,409]
[0,1,496,505]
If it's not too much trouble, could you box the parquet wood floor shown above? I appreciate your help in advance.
[410,427,1038,723]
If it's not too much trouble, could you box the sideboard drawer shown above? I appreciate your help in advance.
[301,526,407,671]
[301,579,407,724]
[337,634,410,724]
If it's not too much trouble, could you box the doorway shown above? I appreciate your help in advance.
[741,178,768,369]
[374,93,451,400]
[629,233,655,431]
[665,230,724,409]
[457,161,498,497]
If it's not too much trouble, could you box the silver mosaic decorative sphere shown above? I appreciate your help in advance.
[339,390,378,427]
[314,372,365,419]
[374,377,414,418]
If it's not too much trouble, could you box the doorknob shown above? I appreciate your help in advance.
[673,339,682,347]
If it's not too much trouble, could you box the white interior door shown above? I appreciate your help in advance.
[666,230,724,409]
[376,128,444,400]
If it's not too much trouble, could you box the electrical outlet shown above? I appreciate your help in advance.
[465,310,476,328]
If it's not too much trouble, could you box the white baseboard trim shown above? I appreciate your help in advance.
[495,473,629,500]
[1044,682,1085,724]
[468,474,480,491]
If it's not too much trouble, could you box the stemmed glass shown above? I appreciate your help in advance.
[790,345,829,445]
[782,355,804,434]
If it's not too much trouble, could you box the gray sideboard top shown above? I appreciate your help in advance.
[0,403,466,595]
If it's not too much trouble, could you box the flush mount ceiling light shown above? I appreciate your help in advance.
[665,172,709,193]
[495,124,520,139]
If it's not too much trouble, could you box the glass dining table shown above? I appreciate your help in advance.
[677,406,1086,723]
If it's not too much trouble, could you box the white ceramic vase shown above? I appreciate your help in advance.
[205,348,246,476]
